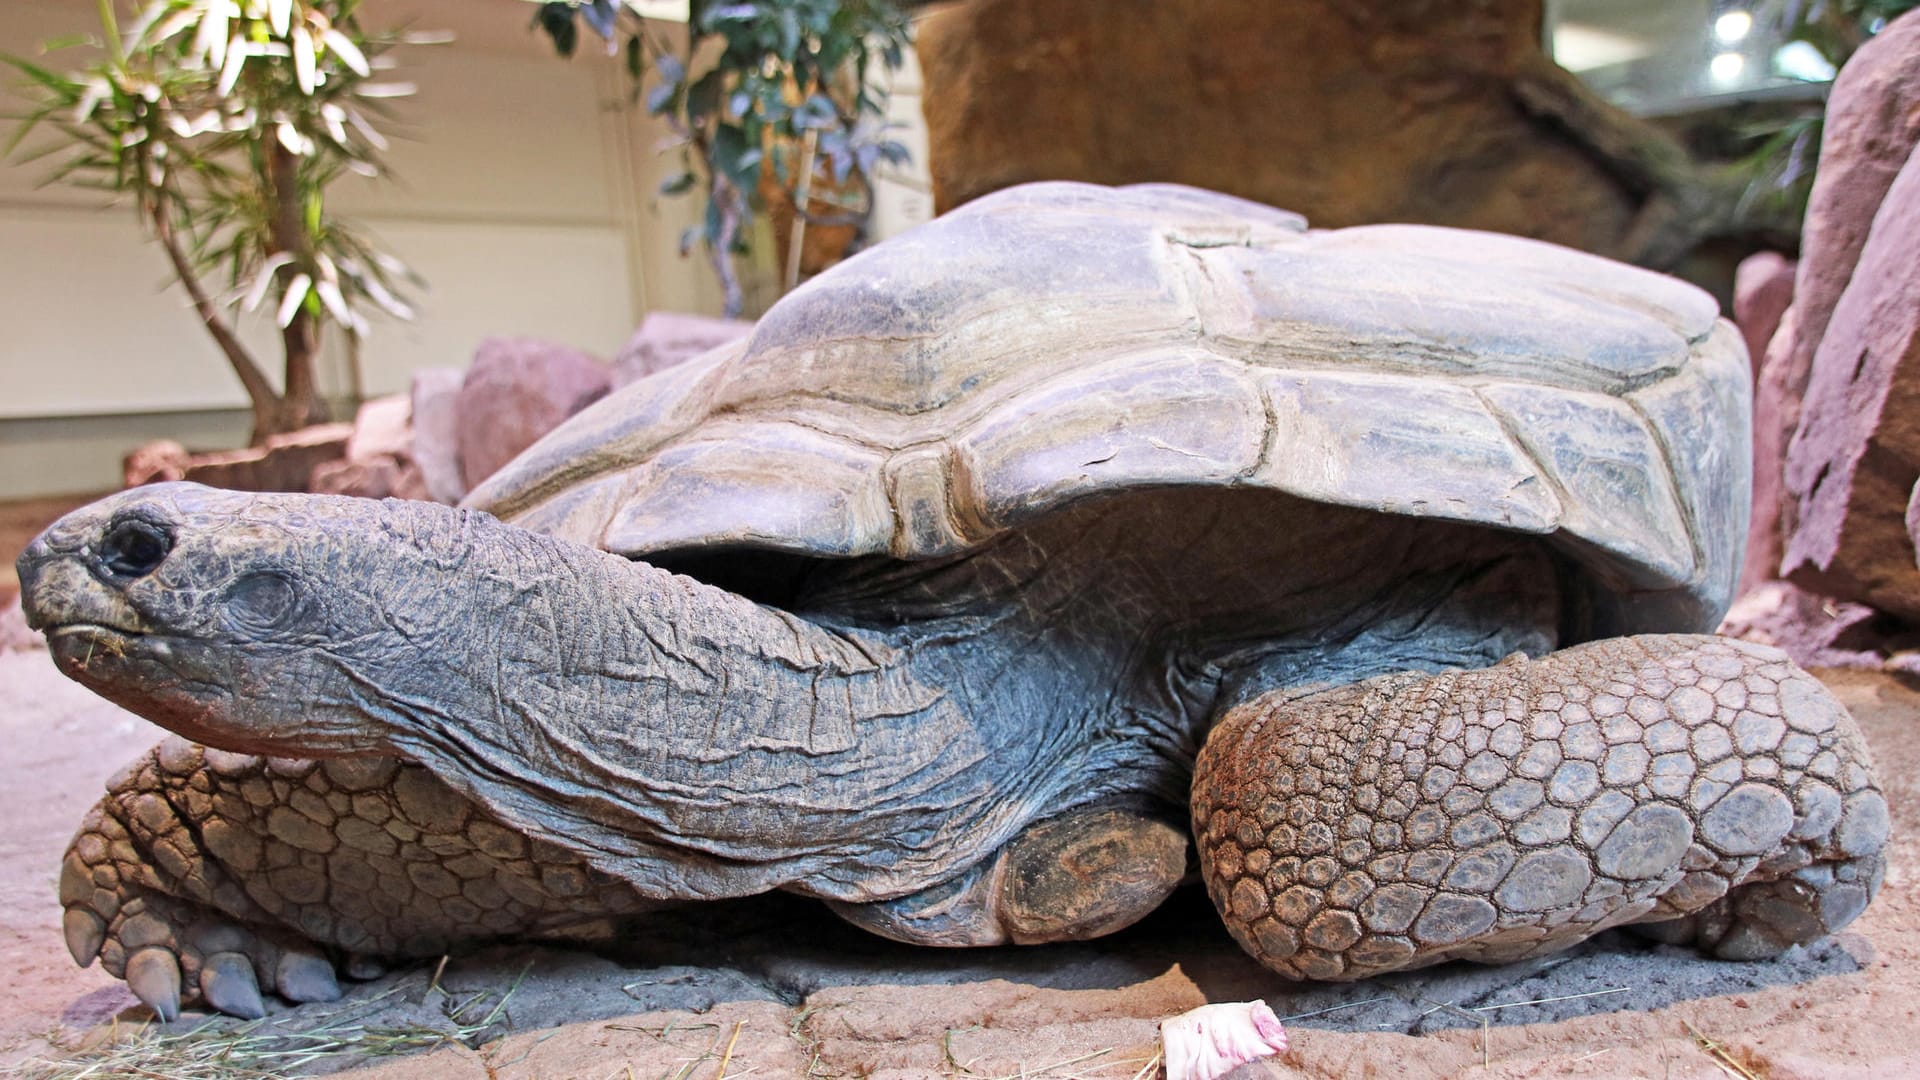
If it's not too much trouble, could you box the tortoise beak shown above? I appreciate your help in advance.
[17,510,156,654]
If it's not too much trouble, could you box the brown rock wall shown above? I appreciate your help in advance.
[915,0,1696,264]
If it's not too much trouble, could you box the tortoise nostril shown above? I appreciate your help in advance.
[100,519,173,579]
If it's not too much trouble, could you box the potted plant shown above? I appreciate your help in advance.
[6,0,435,444]
[530,0,912,317]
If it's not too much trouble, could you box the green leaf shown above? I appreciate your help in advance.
[535,3,579,58]
[0,53,83,95]
[658,169,695,195]
[711,121,757,190]
[38,33,97,53]
[774,8,800,60]
[625,35,644,80]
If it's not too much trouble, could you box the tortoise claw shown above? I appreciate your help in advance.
[276,950,342,1003]
[126,946,182,1022]
[63,908,105,967]
[200,952,266,1019]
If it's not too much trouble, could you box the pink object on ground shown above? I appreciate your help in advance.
[1161,1000,1289,1080]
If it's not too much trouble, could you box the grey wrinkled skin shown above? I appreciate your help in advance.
[16,182,1888,1018]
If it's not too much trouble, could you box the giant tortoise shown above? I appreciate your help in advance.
[19,182,1886,1019]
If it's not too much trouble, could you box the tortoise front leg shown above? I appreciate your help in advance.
[61,738,656,1019]
[825,803,1189,947]
[1193,635,1888,981]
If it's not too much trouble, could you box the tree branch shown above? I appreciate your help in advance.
[144,186,280,421]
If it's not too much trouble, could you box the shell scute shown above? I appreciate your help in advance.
[468,182,1747,631]
[955,352,1267,534]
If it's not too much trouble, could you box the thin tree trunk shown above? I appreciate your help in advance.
[265,142,330,433]
[708,171,745,318]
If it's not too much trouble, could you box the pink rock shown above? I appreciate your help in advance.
[1744,307,1801,598]
[1781,142,1920,618]
[1909,478,1920,571]
[410,367,467,505]
[1768,10,1920,544]
[1736,254,1798,597]
[309,456,429,501]
[455,338,611,492]
[122,439,191,488]
[612,312,753,388]
[181,423,352,493]
[346,394,413,463]
[1733,252,1795,381]
[1719,580,1887,670]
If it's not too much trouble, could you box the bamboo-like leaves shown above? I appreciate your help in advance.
[4,0,441,349]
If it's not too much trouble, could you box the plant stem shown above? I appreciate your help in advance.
[265,139,329,432]
[96,0,123,66]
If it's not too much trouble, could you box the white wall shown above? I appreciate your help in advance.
[0,0,792,496]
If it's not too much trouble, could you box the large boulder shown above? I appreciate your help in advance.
[307,395,430,502]
[455,338,611,492]
[1780,141,1920,619]
[411,366,469,506]
[1735,254,1797,597]
[914,0,1700,264]
[612,312,752,388]
[1762,11,1920,550]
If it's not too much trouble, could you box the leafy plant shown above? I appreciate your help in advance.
[530,0,912,317]
[1734,0,1920,228]
[4,0,436,443]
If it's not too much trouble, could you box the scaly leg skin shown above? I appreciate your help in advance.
[825,804,1189,946]
[1192,634,1888,981]
[61,737,656,1019]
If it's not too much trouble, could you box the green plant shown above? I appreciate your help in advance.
[530,0,912,317]
[1734,0,1920,228]
[5,0,435,443]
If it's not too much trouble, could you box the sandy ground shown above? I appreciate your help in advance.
[3,648,1920,1078]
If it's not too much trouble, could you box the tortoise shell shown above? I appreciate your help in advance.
[465,182,1749,635]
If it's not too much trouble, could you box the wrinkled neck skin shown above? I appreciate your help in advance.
[17,485,1096,902]
[20,483,1563,906]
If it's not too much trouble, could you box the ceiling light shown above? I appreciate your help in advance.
[1774,41,1837,81]
[1710,51,1746,85]
[1715,10,1753,43]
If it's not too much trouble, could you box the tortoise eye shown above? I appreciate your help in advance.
[100,519,172,579]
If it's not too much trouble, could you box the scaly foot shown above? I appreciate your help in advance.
[62,738,656,1018]
[1193,635,1887,980]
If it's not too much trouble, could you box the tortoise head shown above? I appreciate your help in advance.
[17,482,484,757]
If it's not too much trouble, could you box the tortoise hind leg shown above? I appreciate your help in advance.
[1192,634,1887,981]
[825,804,1189,946]
[62,738,658,1018]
